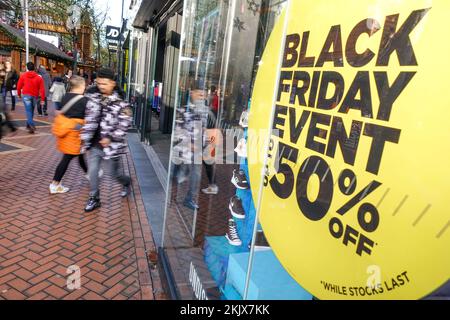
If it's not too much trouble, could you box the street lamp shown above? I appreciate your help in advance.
[66,4,81,72]
[117,0,125,87]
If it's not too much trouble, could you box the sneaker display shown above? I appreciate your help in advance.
[254,231,270,248]
[239,110,249,128]
[49,183,69,194]
[231,169,249,190]
[229,195,245,219]
[234,138,247,158]
[202,184,219,195]
[84,197,101,212]
[225,219,242,246]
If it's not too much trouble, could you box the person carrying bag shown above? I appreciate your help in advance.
[49,76,89,194]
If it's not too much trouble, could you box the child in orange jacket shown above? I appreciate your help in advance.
[49,76,89,194]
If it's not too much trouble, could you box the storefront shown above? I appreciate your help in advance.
[128,0,183,149]
[0,22,72,74]
[156,0,450,300]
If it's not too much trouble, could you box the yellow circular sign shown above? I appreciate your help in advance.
[248,0,450,299]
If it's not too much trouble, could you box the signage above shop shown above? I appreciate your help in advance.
[248,0,450,300]
[106,25,121,41]
[107,41,118,53]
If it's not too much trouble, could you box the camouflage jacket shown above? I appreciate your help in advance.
[81,87,132,159]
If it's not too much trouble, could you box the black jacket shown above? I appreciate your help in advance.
[5,70,18,91]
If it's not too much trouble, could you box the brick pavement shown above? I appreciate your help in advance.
[0,103,166,300]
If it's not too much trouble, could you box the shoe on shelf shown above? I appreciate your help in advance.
[231,169,249,190]
[254,230,270,249]
[234,138,247,158]
[225,219,242,246]
[239,110,249,128]
[85,196,101,212]
[121,185,130,197]
[229,195,245,219]
[183,199,199,210]
[49,183,69,194]
[201,184,219,195]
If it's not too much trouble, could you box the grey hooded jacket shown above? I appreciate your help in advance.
[38,67,52,97]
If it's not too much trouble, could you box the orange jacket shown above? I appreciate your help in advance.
[52,115,85,155]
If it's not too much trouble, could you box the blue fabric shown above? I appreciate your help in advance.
[22,95,36,127]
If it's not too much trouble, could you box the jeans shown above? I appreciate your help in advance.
[54,101,62,110]
[2,89,15,110]
[87,147,131,198]
[22,95,36,127]
[53,154,88,182]
[37,97,48,114]
[185,164,202,202]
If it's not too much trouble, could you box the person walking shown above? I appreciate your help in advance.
[49,76,89,194]
[0,69,17,140]
[16,62,46,134]
[63,69,73,91]
[37,65,51,116]
[81,68,132,212]
[50,77,66,110]
[3,61,19,111]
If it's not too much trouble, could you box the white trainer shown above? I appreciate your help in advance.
[202,185,219,195]
[49,183,70,194]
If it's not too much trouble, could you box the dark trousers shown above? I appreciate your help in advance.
[2,90,16,110]
[203,161,216,185]
[53,154,88,182]
[37,97,48,114]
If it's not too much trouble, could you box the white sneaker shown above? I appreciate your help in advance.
[49,183,69,194]
[202,185,219,195]
[234,138,247,158]
[239,111,249,128]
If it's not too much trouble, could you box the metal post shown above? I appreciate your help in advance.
[22,0,29,63]
[73,30,78,73]
[117,0,125,86]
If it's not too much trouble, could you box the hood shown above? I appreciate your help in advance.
[38,67,48,75]
[23,71,40,79]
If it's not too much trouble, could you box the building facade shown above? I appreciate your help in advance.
[124,0,450,301]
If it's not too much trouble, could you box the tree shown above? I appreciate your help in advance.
[2,0,101,68]
[88,2,109,66]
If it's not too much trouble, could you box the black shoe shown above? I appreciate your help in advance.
[231,169,249,190]
[225,219,242,246]
[85,197,101,212]
[121,185,130,198]
[43,112,48,116]
[229,195,245,219]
